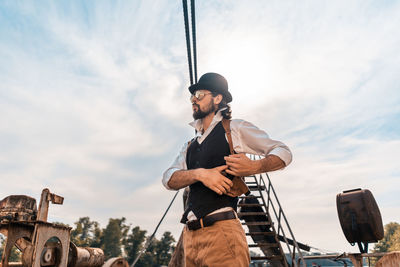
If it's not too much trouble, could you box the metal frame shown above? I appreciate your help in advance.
[298,252,388,267]
[246,155,306,267]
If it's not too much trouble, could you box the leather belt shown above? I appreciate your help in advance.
[186,210,237,231]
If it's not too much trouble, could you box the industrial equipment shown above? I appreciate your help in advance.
[0,188,128,267]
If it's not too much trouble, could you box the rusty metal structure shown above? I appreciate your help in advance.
[238,161,308,267]
[0,188,128,267]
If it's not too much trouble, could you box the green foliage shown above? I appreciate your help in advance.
[135,239,157,267]
[102,217,130,259]
[0,216,176,265]
[135,232,176,267]
[154,231,175,265]
[373,222,400,253]
[391,227,400,251]
[91,221,103,248]
[53,216,177,265]
[51,221,70,227]
[0,234,3,259]
[0,234,22,262]
[125,226,147,264]
[71,217,102,247]
[8,246,21,262]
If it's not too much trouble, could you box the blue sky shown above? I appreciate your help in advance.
[1,0,399,254]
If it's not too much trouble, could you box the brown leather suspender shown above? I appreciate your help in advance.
[221,119,250,197]
[221,119,234,155]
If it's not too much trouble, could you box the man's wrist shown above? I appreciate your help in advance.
[255,159,264,174]
[258,155,285,173]
[194,168,205,183]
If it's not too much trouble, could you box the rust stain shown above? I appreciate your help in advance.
[1,188,127,267]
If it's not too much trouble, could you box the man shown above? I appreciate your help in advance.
[163,72,292,267]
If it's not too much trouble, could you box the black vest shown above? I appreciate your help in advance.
[181,122,238,223]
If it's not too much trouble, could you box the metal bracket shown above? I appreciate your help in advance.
[37,189,64,222]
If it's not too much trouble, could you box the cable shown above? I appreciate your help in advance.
[190,0,197,83]
[182,0,194,85]
[134,2,198,265]
[131,190,180,267]
[132,2,198,265]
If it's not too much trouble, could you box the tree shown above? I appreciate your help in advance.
[135,238,157,267]
[154,231,175,265]
[125,226,147,264]
[70,217,102,247]
[0,234,21,262]
[391,227,400,251]
[373,222,400,252]
[102,217,130,259]
[0,234,4,259]
[91,221,103,248]
[64,217,177,265]
[133,231,176,267]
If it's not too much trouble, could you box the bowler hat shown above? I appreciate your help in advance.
[188,72,232,103]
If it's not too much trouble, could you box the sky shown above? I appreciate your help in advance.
[1,0,400,255]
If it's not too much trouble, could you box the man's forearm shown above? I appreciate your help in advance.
[257,154,286,173]
[225,154,286,177]
[167,166,234,195]
[167,169,202,190]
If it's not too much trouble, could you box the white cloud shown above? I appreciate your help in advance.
[1,0,399,255]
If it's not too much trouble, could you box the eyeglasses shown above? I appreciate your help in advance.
[190,91,212,102]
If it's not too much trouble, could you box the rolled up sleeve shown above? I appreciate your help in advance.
[162,142,189,190]
[231,120,292,166]
[269,146,292,166]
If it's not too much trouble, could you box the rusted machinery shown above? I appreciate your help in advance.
[0,188,128,267]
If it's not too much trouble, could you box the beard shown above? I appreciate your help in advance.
[192,100,216,120]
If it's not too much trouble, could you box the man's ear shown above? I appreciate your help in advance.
[214,94,223,105]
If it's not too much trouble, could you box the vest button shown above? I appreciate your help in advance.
[195,161,200,167]
[196,147,201,152]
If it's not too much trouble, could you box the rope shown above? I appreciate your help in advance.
[131,190,180,267]
[132,2,197,265]
[190,0,197,83]
[182,0,194,85]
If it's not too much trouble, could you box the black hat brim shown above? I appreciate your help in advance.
[188,83,232,103]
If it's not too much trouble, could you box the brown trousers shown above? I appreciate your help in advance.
[183,218,250,267]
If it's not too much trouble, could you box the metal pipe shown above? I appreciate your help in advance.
[69,243,105,267]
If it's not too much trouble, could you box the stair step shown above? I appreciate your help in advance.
[249,242,280,248]
[238,212,268,216]
[239,195,262,199]
[242,221,271,226]
[238,203,264,207]
[251,255,284,261]
[248,185,266,191]
[246,232,275,236]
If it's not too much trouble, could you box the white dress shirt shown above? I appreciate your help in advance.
[162,110,292,190]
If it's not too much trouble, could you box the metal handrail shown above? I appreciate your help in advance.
[248,155,306,267]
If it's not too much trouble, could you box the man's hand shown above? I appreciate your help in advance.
[225,154,286,177]
[224,154,259,177]
[198,165,233,195]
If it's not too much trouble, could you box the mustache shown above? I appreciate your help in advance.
[192,103,200,109]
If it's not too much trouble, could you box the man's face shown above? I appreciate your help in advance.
[191,90,216,120]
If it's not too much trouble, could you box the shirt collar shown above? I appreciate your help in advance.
[189,108,225,134]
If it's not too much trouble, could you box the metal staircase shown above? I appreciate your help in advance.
[238,167,308,267]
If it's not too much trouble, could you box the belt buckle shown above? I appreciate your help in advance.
[187,211,235,230]
[187,218,203,231]
[186,220,195,230]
